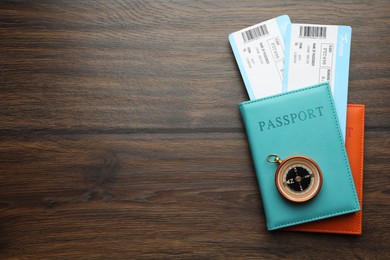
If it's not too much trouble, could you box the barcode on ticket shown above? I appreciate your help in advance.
[241,24,269,43]
[299,26,327,38]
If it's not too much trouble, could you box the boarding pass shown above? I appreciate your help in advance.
[229,15,291,99]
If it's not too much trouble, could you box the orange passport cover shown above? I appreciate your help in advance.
[285,104,365,234]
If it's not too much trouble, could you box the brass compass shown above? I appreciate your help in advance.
[266,154,322,203]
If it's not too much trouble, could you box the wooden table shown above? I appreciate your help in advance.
[1,1,389,258]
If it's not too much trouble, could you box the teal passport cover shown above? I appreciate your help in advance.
[239,82,360,230]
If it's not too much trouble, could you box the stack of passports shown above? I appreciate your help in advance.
[239,82,361,231]
[230,15,365,234]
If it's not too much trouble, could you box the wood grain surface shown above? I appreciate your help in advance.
[0,0,389,258]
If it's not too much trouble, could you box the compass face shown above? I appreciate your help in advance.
[275,156,322,203]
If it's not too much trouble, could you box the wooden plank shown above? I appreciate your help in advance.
[0,132,388,258]
[0,1,389,131]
